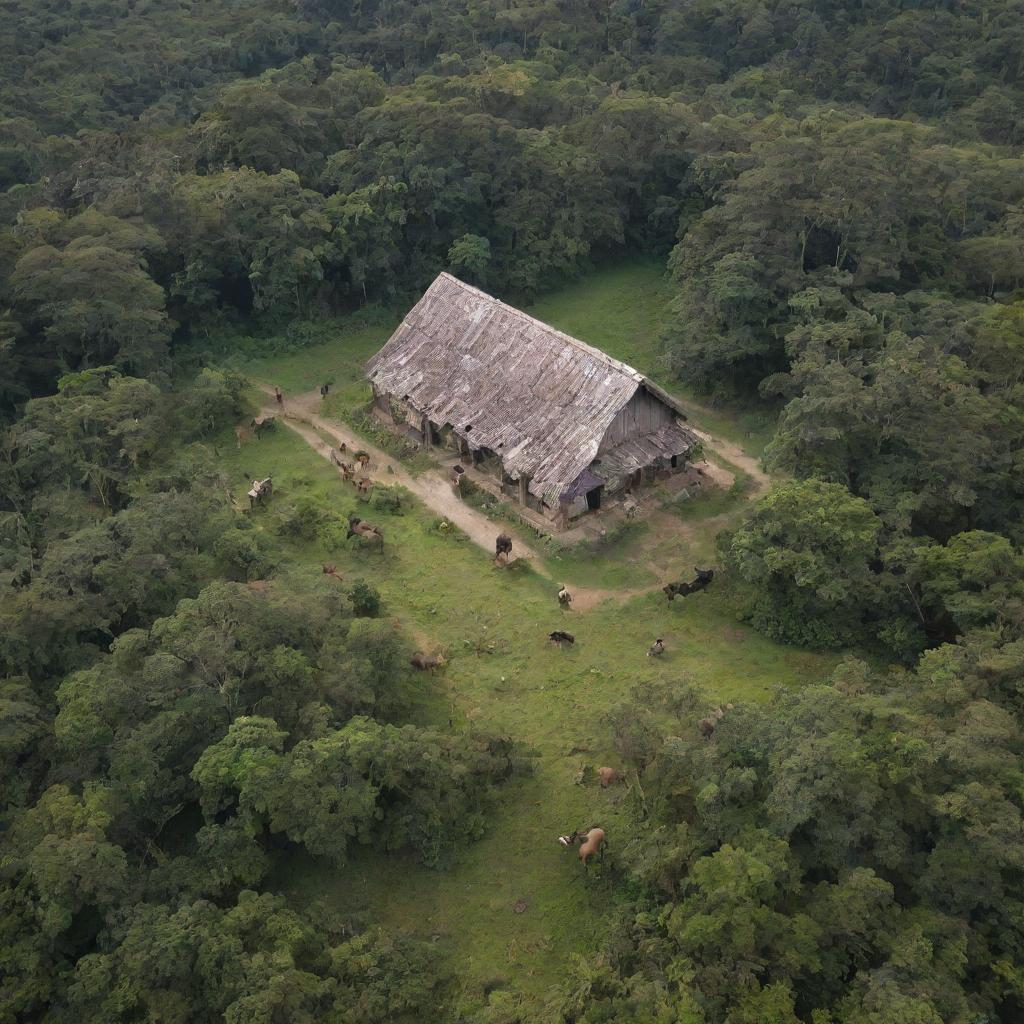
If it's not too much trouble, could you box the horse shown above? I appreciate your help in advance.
[356,477,372,495]
[664,568,715,601]
[495,534,513,563]
[549,630,575,648]
[354,451,371,471]
[559,827,606,866]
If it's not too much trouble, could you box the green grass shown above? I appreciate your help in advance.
[219,316,397,406]
[217,423,836,1012]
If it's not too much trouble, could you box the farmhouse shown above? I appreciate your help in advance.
[366,273,698,524]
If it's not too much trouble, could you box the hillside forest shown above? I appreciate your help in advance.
[3,0,1024,1022]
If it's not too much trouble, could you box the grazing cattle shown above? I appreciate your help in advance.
[664,568,715,601]
[322,564,344,582]
[347,515,384,549]
[451,465,465,490]
[699,704,733,739]
[559,827,606,867]
[247,477,273,509]
[495,534,513,562]
[557,585,573,607]
[549,630,575,648]
[410,652,446,671]
[597,767,622,788]
[252,416,276,439]
[647,638,665,657]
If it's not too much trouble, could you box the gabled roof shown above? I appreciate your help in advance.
[365,273,689,502]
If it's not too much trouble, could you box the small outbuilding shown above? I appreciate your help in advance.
[365,273,698,524]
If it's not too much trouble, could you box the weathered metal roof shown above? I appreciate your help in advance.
[366,273,690,502]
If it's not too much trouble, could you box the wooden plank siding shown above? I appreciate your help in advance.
[598,387,677,452]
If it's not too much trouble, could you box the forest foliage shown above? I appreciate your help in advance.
[3,0,1024,1020]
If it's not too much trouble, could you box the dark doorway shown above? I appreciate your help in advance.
[586,486,603,510]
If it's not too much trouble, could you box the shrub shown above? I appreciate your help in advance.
[349,580,382,617]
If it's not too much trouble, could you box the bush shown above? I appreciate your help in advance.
[718,479,887,647]
[372,486,403,515]
[275,497,325,540]
[349,580,382,617]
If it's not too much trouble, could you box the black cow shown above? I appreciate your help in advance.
[664,568,715,601]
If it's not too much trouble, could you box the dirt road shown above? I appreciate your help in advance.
[257,386,769,609]
[260,387,545,567]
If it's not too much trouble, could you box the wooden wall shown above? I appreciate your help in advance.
[598,387,675,452]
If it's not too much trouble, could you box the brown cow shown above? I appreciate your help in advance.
[410,652,446,671]
[347,515,383,550]
[597,766,622,788]
[559,827,606,867]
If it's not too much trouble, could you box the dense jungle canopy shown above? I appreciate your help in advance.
[2,0,1024,1021]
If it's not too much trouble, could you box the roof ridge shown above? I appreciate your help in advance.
[434,272,646,384]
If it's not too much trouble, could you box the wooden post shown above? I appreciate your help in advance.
[421,414,431,448]
[518,475,529,506]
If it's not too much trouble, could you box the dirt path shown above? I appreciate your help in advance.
[260,387,545,568]
[689,425,771,496]
[257,385,771,610]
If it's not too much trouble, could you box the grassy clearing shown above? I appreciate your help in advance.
[220,316,396,406]
[543,520,659,591]
[217,424,836,1010]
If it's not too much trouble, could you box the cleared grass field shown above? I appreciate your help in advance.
[216,375,832,1012]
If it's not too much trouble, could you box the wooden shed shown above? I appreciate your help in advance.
[365,273,697,523]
